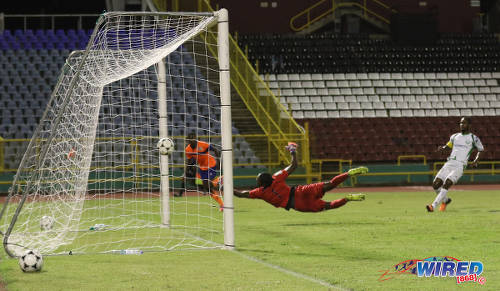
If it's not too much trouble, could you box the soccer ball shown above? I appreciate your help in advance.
[18,250,43,272]
[157,137,175,155]
[40,215,54,231]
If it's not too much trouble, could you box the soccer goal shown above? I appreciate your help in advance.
[0,10,234,257]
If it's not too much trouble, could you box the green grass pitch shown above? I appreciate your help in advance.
[0,189,499,290]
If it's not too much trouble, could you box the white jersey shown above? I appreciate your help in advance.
[446,132,484,166]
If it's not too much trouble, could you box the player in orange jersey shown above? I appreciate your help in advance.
[182,132,224,210]
[233,142,367,212]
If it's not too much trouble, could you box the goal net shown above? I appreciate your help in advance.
[0,10,234,256]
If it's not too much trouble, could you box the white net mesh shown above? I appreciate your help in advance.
[0,12,227,256]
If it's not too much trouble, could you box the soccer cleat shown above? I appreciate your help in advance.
[348,166,368,176]
[439,198,452,212]
[345,193,365,201]
[426,204,434,212]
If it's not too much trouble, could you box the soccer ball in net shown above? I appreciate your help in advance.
[19,250,43,272]
[157,138,175,155]
[40,215,54,231]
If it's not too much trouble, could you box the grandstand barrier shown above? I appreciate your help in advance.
[397,155,427,165]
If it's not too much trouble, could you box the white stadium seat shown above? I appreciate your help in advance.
[277,74,288,81]
[431,101,444,108]
[303,110,316,118]
[312,102,325,110]
[321,96,333,102]
[326,80,338,87]
[437,109,448,116]
[337,102,349,110]
[327,111,340,118]
[460,109,472,116]
[364,110,376,117]
[425,109,437,116]
[352,110,363,118]
[301,103,313,111]
[448,109,461,116]
[292,110,304,119]
[413,109,425,117]
[300,73,312,81]
[389,109,401,117]
[311,73,323,80]
[375,109,388,117]
[316,111,328,118]
[333,96,345,102]
[484,108,496,115]
[322,73,334,80]
[324,102,336,110]
[356,73,369,80]
[339,110,352,118]
[472,108,484,116]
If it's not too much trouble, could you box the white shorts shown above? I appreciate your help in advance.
[434,161,464,184]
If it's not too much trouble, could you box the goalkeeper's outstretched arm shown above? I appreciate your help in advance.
[233,189,250,198]
[283,149,297,175]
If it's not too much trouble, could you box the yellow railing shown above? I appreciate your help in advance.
[311,158,353,186]
[196,0,312,181]
[397,155,427,166]
[290,0,396,32]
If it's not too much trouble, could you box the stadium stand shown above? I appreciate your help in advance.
[240,33,500,73]
[2,29,499,165]
[0,29,259,169]
[241,33,500,162]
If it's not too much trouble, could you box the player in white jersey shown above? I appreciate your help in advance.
[426,117,484,212]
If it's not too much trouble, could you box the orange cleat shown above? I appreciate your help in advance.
[426,204,434,212]
[439,198,452,212]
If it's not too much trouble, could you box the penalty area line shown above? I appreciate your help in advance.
[231,250,351,291]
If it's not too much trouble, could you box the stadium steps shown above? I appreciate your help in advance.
[230,86,270,164]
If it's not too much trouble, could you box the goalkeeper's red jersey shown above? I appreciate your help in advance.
[249,169,290,208]
[185,141,216,170]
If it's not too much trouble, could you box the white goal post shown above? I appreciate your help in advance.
[0,9,234,257]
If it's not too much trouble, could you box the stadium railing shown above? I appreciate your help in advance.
[289,0,397,32]
[0,14,99,31]
[397,155,427,166]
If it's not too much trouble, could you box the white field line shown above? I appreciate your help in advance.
[231,249,352,291]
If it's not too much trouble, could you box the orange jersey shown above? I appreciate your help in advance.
[185,141,216,170]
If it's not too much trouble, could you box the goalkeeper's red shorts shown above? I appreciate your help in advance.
[293,182,326,212]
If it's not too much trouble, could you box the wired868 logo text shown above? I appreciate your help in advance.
[378,256,486,285]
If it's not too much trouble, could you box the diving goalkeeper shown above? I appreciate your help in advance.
[233,142,368,212]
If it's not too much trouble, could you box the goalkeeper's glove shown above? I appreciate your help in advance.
[285,142,298,153]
